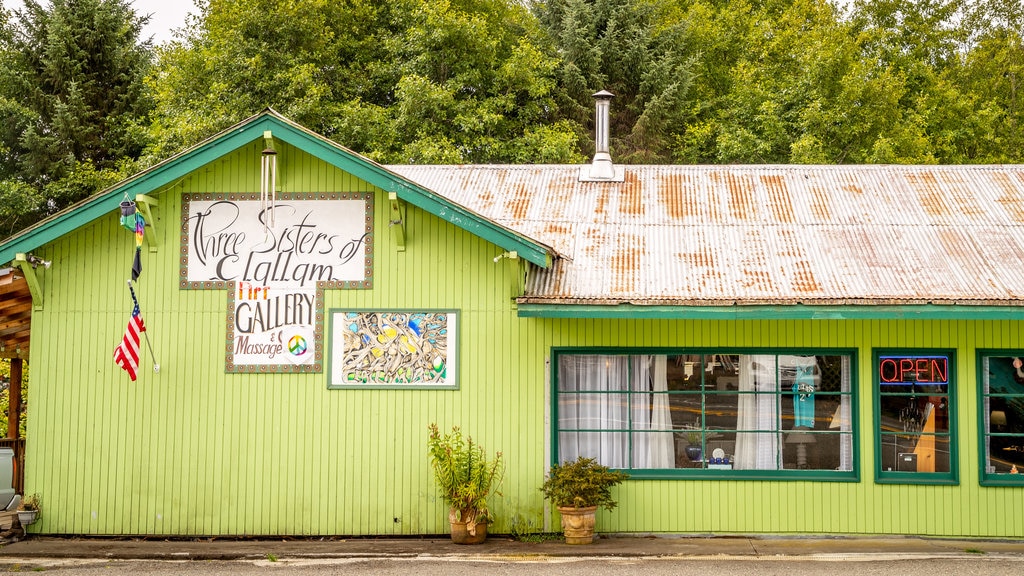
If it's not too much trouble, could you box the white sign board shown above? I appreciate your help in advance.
[226,282,320,372]
[181,193,372,289]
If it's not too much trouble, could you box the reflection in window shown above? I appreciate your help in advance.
[555,352,855,476]
[980,355,1024,480]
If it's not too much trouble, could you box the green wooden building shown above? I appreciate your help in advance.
[2,109,1024,538]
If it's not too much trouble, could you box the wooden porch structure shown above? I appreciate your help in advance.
[0,267,31,494]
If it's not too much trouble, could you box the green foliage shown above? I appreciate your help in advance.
[427,423,504,532]
[509,517,562,542]
[539,456,628,510]
[20,493,39,512]
[148,0,582,165]
[0,0,152,236]
[0,359,28,439]
[535,0,696,162]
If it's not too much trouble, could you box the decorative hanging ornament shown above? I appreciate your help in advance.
[119,196,145,281]
[261,146,278,234]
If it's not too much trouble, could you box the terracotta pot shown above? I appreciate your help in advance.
[557,505,598,544]
[449,519,488,544]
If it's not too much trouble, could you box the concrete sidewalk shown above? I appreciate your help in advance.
[1,534,1024,561]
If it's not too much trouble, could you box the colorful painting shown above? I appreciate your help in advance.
[328,310,457,389]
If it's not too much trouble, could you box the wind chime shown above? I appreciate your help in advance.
[261,142,278,234]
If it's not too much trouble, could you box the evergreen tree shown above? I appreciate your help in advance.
[533,0,696,163]
[0,0,153,237]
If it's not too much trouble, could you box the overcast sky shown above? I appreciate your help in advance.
[2,0,195,45]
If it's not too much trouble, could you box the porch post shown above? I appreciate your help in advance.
[7,358,20,439]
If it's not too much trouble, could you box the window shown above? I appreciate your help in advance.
[978,351,1024,486]
[553,349,857,479]
[873,349,957,485]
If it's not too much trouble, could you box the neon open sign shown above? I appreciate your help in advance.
[879,355,949,384]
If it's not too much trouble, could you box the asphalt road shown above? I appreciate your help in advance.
[3,557,1024,575]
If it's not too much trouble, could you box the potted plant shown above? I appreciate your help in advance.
[685,430,703,462]
[539,456,628,544]
[18,493,39,527]
[427,423,504,544]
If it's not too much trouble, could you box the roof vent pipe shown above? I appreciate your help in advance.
[580,90,624,182]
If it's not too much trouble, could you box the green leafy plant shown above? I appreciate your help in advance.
[540,456,628,510]
[427,424,504,534]
[20,493,39,512]
[686,430,701,445]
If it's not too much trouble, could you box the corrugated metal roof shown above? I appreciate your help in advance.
[388,164,1024,307]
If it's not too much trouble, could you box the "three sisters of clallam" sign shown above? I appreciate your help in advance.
[180,192,373,372]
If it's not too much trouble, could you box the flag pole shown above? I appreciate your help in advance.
[127,280,160,373]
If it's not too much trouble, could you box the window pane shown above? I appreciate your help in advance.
[632,393,675,431]
[880,432,951,473]
[981,355,1024,476]
[705,392,740,430]
[558,354,627,391]
[558,431,628,468]
[782,431,853,470]
[668,392,702,430]
[987,434,1024,473]
[732,432,779,469]
[879,395,949,434]
[667,354,703,391]
[631,431,680,468]
[879,382,948,394]
[558,393,628,430]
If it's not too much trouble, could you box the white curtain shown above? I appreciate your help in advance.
[631,355,675,468]
[558,355,628,467]
[734,354,779,470]
[558,354,675,469]
[839,355,853,471]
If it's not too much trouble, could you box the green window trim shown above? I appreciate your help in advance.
[976,350,1024,487]
[551,347,860,482]
[872,348,959,486]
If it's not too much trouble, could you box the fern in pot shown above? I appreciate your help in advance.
[427,423,504,544]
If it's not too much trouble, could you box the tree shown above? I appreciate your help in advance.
[533,0,696,163]
[662,0,1024,164]
[148,0,582,164]
[0,0,153,238]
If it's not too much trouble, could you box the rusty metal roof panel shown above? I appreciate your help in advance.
[388,164,1024,306]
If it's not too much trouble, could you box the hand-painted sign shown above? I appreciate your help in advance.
[328,310,458,389]
[181,193,373,289]
[227,282,319,371]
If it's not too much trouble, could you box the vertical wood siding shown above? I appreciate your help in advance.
[21,141,1024,537]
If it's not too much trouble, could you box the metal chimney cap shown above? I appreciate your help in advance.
[580,89,623,182]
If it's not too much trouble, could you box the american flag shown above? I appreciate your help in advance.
[113,300,146,381]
